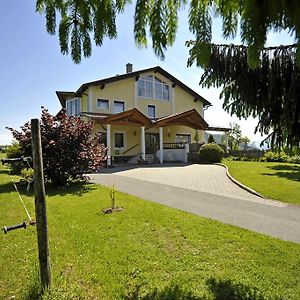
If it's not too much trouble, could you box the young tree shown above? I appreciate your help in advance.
[7,108,106,186]
[228,122,242,151]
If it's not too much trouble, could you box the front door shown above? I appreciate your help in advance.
[145,133,159,154]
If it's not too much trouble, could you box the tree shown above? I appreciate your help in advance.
[228,122,242,151]
[36,0,300,66]
[240,136,250,150]
[196,44,300,149]
[207,134,215,143]
[7,108,106,185]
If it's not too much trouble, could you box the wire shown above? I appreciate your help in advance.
[11,179,33,222]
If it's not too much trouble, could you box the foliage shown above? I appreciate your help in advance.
[198,143,224,163]
[5,142,25,174]
[37,1,300,66]
[20,168,34,183]
[239,136,250,150]
[196,44,300,149]
[227,122,241,151]
[6,142,23,158]
[287,155,300,164]
[264,151,289,163]
[194,130,199,143]
[1,161,300,299]
[7,107,106,186]
[207,134,215,143]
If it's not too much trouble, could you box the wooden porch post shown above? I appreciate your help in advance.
[107,124,112,166]
[159,127,163,164]
[141,126,145,161]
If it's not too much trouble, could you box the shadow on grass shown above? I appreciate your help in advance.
[0,182,15,193]
[122,278,277,300]
[262,164,300,182]
[206,278,275,300]
[123,284,204,300]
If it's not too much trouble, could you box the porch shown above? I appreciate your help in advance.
[82,108,208,165]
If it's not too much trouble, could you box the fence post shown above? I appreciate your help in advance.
[31,118,52,289]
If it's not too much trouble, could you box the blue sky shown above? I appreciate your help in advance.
[0,1,294,146]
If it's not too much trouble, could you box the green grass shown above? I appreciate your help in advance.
[1,154,300,299]
[223,160,300,205]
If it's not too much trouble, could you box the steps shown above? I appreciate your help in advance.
[127,154,156,164]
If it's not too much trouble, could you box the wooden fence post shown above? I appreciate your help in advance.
[31,118,52,289]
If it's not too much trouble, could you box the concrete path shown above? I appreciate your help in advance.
[91,164,300,244]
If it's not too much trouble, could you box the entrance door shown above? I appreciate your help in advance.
[145,133,159,154]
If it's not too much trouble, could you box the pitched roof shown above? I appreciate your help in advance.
[57,66,211,107]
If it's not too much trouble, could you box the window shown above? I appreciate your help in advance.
[114,133,124,148]
[97,99,109,109]
[148,105,155,119]
[175,134,191,143]
[114,101,125,113]
[66,98,81,116]
[138,75,169,100]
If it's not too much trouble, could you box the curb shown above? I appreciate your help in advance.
[215,163,264,198]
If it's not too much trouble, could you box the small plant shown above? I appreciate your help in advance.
[102,184,124,214]
[20,168,34,191]
[109,184,118,209]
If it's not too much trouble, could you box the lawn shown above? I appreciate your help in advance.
[223,160,300,205]
[1,155,300,299]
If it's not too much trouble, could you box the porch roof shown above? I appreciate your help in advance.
[153,109,208,130]
[83,108,152,126]
[82,108,208,130]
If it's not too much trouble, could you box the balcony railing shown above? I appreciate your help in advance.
[163,142,187,149]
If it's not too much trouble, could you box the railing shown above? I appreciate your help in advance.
[122,143,140,155]
[163,142,187,149]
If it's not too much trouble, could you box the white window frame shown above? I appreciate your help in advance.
[113,100,125,114]
[66,98,81,116]
[113,130,127,150]
[97,99,109,110]
[148,105,156,119]
[137,75,170,101]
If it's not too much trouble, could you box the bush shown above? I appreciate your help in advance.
[264,151,288,162]
[198,143,224,163]
[287,155,300,164]
[7,107,107,186]
[5,142,24,174]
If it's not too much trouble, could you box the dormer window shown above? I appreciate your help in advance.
[138,75,170,101]
[66,98,81,116]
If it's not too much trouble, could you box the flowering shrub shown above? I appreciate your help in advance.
[7,107,106,185]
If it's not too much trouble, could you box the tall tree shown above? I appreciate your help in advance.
[36,0,300,66]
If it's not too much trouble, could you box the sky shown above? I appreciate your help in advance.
[0,1,295,146]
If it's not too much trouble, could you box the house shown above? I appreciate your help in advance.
[56,64,217,165]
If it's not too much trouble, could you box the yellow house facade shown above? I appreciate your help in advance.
[56,64,212,165]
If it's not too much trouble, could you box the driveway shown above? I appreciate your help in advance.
[91,163,300,244]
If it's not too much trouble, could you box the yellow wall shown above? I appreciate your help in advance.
[174,87,203,115]
[89,78,135,114]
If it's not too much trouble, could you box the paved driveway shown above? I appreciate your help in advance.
[91,164,300,243]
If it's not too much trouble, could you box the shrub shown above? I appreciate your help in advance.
[7,107,107,186]
[5,142,24,174]
[208,134,215,143]
[264,151,288,162]
[198,143,224,163]
[287,155,300,164]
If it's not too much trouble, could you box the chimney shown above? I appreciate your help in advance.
[126,63,133,74]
